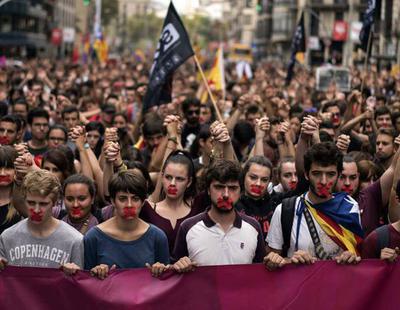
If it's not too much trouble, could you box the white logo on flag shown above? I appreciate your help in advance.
[151,23,181,73]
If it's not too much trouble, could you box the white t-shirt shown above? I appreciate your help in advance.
[266,194,360,258]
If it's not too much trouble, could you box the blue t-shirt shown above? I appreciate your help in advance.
[84,224,169,270]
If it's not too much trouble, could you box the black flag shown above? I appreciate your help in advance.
[359,0,380,52]
[286,11,306,85]
[143,2,194,111]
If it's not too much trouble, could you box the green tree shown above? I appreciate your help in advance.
[102,0,119,27]
[182,15,228,47]
[127,13,163,48]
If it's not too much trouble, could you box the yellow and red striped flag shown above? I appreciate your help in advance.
[200,45,225,103]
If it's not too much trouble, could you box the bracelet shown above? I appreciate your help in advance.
[167,136,178,144]
[114,161,124,169]
[209,148,223,160]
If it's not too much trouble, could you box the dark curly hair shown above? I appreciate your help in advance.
[304,142,343,175]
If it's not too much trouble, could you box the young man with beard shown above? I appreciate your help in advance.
[0,115,23,145]
[27,108,49,165]
[171,159,266,270]
[374,128,396,174]
[0,170,83,274]
[264,142,364,270]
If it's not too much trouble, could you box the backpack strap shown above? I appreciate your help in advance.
[281,196,297,257]
[375,225,390,257]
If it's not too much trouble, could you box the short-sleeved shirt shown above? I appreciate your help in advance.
[0,219,83,268]
[84,224,169,270]
[266,194,360,258]
[358,180,385,236]
[173,210,266,266]
[361,224,400,258]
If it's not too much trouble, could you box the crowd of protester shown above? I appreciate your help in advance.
[0,56,399,278]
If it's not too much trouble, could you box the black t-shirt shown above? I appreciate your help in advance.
[0,203,22,234]
[181,124,200,149]
[235,195,275,238]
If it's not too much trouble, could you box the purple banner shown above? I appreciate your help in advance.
[0,261,398,309]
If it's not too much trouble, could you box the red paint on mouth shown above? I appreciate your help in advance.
[123,207,136,218]
[167,187,178,195]
[217,197,234,210]
[0,136,10,145]
[29,209,43,222]
[316,182,332,198]
[0,175,11,183]
[341,185,353,194]
[71,208,82,216]
[250,185,264,195]
[289,181,297,190]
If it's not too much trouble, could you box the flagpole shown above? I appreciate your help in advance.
[194,55,224,122]
[360,29,373,93]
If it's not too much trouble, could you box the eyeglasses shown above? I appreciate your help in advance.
[187,110,200,116]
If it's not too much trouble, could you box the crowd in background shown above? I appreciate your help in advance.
[0,55,399,277]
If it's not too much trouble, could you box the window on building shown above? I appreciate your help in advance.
[243,14,252,26]
[0,15,12,32]
[245,0,253,8]
[273,12,294,35]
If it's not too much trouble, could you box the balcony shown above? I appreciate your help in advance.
[309,0,348,11]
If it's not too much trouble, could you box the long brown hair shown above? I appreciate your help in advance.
[0,146,18,223]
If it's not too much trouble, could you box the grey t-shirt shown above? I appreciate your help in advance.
[0,219,84,268]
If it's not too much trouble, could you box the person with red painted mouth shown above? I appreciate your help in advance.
[235,156,274,238]
[0,146,21,234]
[140,116,201,255]
[273,158,298,194]
[265,142,363,271]
[84,171,169,280]
[62,175,99,235]
[167,159,266,274]
[0,170,83,275]
[0,115,23,146]
[336,156,360,198]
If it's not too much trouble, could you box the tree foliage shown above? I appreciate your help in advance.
[126,12,227,49]
[102,0,119,27]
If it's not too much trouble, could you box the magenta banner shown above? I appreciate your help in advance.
[0,261,399,309]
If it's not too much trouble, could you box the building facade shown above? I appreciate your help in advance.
[0,0,51,57]
[225,0,258,46]
[253,0,400,67]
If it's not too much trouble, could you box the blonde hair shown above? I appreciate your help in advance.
[22,169,61,203]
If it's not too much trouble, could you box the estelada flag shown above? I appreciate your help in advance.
[285,11,306,85]
[200,45,225,103]
[359,0,380,52]
[143,2,194,111]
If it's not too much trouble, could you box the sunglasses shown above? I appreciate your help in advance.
[187,110,200,116]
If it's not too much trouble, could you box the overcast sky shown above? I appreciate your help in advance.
[155,0,223,18]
